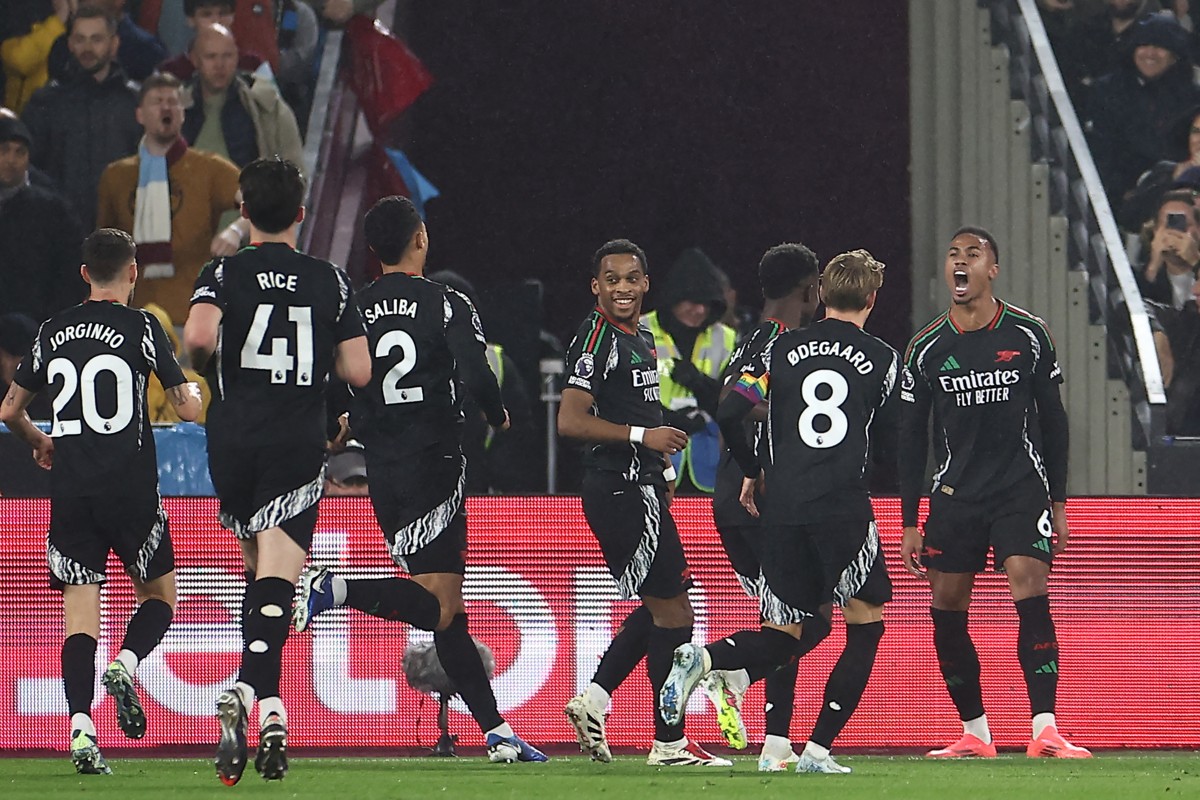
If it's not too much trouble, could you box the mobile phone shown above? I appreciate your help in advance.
[1167,211,1189,232]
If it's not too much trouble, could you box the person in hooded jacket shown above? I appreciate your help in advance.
[1088,12,1200,205]
[641,247,737,494]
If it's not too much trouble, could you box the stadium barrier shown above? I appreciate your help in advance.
[3,496,1197,751]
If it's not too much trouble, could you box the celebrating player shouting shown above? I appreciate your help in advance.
[899,227,1090,759]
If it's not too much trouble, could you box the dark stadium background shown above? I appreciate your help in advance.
[402,1,912,353]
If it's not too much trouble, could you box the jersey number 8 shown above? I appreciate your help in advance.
[48,354,134,437]
[798,369,848,449]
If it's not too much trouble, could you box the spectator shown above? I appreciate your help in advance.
[142,301,211,423]
[1139,189,1200,307]
[22,5,140,232]
[275,0,319,129]
[1119,103,1200,230]
[1149,279,1200,433]
[0,312,51,419]
[157,0,265,81]
[139,0,280,69]
[47,0,167,82]
[96,72,245,322]
[1053,1,1159,97]
[0,113,86,322]
[1088,13,1200,204]
[2,0,72,112]
[181,24,303,168]
[641,247,737,494]
[428,269,537,494]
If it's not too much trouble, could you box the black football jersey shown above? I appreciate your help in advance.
[190,243,366,449]
[899,299,1065,526]
[712,318,785,528]
[564,308,667,485]
[351,272,505,459]
[13,300,186,497]
[732,318,899,523]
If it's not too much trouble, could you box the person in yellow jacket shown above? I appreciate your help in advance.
[641,247,736,493]
[143,302,211,423]
[1,0,71,112]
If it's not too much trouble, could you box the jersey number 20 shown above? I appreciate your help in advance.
[48,355,134,437]
[798,369,848,449]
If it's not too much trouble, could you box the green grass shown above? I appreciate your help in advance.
[3,754,1199,799]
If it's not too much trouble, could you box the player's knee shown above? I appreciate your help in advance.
[433,601,465,632]
[798,612,832,649]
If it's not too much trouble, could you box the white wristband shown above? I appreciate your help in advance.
[663,465,677,483]
[628,425,646,444]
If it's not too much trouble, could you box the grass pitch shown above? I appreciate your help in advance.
[3,753,1198,799]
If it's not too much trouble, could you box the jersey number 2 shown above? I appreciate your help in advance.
[241,304,314,385]
[48,355,134,437]
[798,369,848,449]
[376,329,423,404]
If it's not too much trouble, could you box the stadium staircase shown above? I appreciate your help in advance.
[908,0,1182,494]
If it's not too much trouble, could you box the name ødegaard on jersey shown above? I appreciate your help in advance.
[785,339,875,374]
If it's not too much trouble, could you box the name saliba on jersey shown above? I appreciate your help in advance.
[363,297,419,324]
[939,367,1021,406]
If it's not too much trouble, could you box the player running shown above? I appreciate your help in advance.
[660,250,897,775]
[292,195,546,764]
[1,228,202,774]
[184,158,372,784]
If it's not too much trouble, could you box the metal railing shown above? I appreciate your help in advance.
[1002,0,1167,446]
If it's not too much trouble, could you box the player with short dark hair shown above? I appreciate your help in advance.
[292,195,547,764]
[559,239,731,767]
[183,158,371,784]
[660,249,898,775]
[899,227,1090,759]
[707,241,825,769]
[1,227,202,775]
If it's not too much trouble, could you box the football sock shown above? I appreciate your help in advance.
[585,682,611,709]
[258,696,286,728]
[1032,712,1056,739]
[744,613,829,684]
[331,574,348,605]
[343,578,442,630]
[71,712,96,737]
[115,649,138,675]
[120,598,173,665]
[706,627,798,672]
[593,605,652,695]
[62,633,97,717]
[964,715,992,744]
[486,722,515,739]
[931,608,985,722]
[239,577,294,700]
[435,613,504,732]
[647,624,692,742]
[809,621,884,748]
[764,652,800,738]
[802,740,831,760]
[1015,594,1058,716]
[761,733,793,758]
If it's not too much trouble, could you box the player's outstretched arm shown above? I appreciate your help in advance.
[557,387,687,453]
[0,383,53,469]
[334,335,371,388]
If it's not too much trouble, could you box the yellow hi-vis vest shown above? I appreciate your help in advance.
[641,311,736,492]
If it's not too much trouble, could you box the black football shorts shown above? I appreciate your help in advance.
[922,472,1055,573]
[208,443,326,550]
[758,519,892,625]
[48,490,173,590]
[370,449,468,576]
[581,470,692,601]
[715,522,764,599]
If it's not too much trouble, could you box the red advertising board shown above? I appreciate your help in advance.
[2,497,1198,751]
